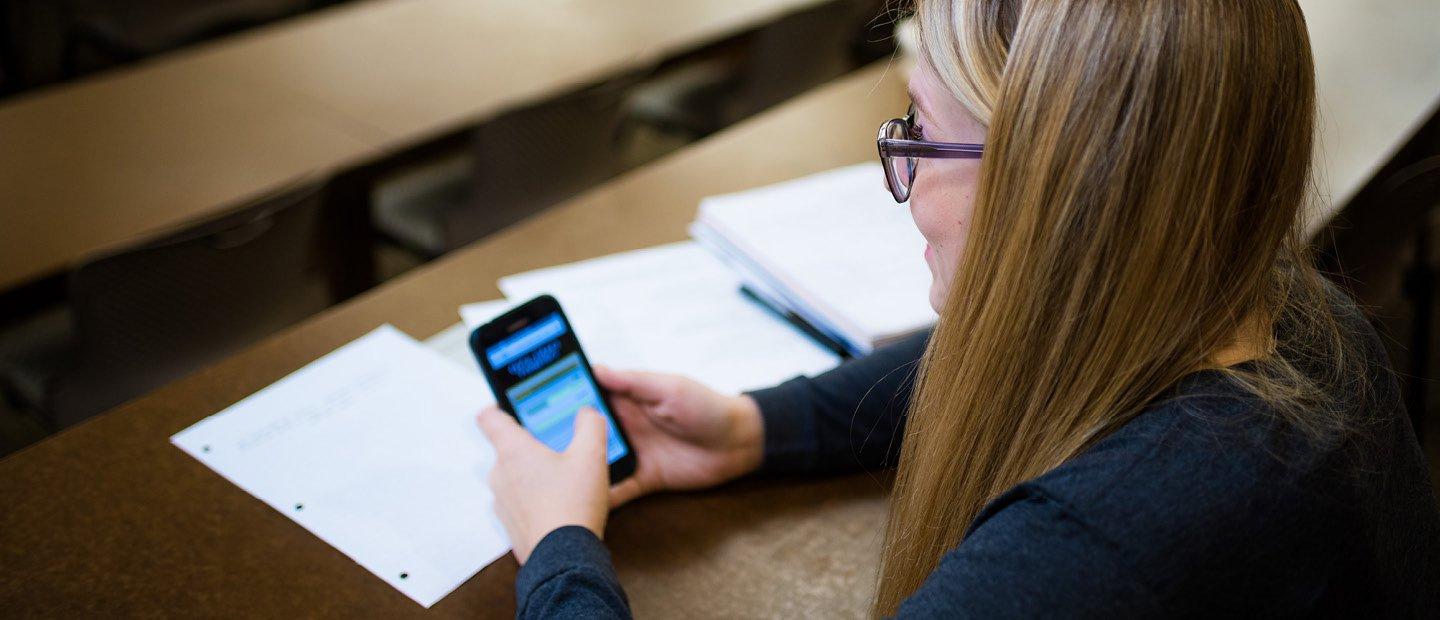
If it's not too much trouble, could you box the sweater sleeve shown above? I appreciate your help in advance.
[746,330,929,475]
[515,526,632,620]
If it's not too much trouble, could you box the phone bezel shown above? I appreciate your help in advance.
[470,294,638,482]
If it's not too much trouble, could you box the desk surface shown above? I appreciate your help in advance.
[0,0,833,292]
[0,61,908,618]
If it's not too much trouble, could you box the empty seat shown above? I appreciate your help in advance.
[0,177,358,428]
[374,72,644,257]
[627,0,880,139]
[61,0,312,76]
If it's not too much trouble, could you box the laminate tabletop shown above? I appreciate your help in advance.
[0,0,836,292]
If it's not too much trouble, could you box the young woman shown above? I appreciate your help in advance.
[477,0,1440,616]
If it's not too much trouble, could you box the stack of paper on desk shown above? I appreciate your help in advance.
[172,326,508,608]
[461,242,841,395]
[690,163,936,356]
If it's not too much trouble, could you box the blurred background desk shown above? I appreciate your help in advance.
[0,61,907,618]
[0,0,891,430]
[0,0,874,292]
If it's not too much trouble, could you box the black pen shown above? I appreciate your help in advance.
[738,285,853,359]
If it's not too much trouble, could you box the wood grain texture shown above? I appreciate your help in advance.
[0,62,908,617]
[0,0,835,291]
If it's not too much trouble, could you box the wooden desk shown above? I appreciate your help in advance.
[0,62,907,617]
[0,0,837,292]
[175,0,842,149]
[0,58,382,293]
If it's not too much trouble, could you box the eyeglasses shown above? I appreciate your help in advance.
[876,104,985,203]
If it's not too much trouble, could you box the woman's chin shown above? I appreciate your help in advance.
[928,281,946,314]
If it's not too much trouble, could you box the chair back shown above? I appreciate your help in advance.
[61,0,305,74]
[444,72,646,249]
[0,6,16,96]
[738,0,874,115]
[49,178,341,425]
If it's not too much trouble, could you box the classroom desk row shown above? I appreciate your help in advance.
[0,0,842,292]
[0,0,1435,293]
[0,61,907,618]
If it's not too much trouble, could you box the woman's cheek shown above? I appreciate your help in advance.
[927,210,976,311]
[915,221,949,309]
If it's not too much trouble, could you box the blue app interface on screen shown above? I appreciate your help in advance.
[485,312,627,462]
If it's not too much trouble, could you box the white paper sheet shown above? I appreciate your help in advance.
[487,242,840,395]
[172,325,509,608]
[695,164,936,352]
[421,321,481,371]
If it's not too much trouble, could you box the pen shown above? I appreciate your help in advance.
[738,285,853,359]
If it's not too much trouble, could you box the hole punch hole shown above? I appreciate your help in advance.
[400,572,409,580]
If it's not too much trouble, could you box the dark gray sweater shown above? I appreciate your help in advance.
[514,310,1440,618]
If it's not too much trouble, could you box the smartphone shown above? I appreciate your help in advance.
[470,294,637,482]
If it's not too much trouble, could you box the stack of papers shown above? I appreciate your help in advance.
[690,164,937,355]
[463,242,840,395]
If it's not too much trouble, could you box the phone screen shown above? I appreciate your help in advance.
[482,310,629,463]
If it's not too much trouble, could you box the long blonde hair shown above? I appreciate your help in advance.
[877,0,1363,614]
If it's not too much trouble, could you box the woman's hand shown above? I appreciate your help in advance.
[594,366,765,508]
[476,368,766,562]
[478,406,610,565]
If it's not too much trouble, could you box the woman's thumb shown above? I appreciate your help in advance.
[568,407,608,460]
[595,366,670,402]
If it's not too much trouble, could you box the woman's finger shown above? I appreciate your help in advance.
[477,407,529,450]
[610,398,656,434]
[594,367,673,403]
[609,477,642,508]
[567,407,609,463]
[591,364,626,389]
[591,365,636,395]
